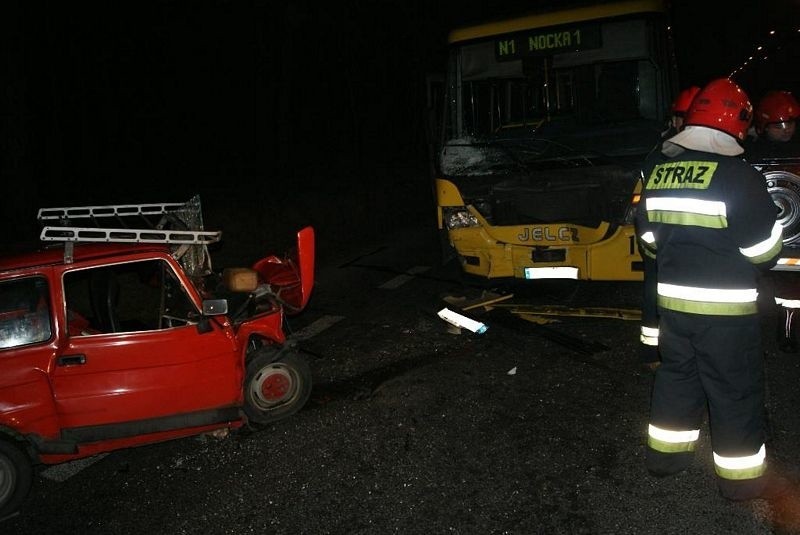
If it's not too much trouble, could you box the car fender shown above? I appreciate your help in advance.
[0,356,61,443]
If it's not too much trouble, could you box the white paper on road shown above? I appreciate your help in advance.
[437,307,488,334]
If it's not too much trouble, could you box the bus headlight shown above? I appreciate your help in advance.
[443,207,480,229]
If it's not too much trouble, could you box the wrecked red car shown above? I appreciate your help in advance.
[0,196,315,517]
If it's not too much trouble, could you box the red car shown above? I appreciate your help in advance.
[0,198,315,517]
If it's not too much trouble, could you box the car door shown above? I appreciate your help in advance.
[51,257,242,440]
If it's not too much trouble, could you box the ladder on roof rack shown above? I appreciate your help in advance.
[39,225,221,245]
[37,195,219,276]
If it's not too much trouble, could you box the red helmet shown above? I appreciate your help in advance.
[684,78,753,141]
[671,86,701,117]
[755,90,800,131]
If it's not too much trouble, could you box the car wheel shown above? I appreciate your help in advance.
[0,440,32,519]
[243,348,312,425]
[766,170,800,246]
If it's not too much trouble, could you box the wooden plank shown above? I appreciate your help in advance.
[442,292,515,312]
[498,304,641,321]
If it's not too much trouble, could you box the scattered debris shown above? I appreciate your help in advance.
[443,291,514,312]
[496,304,641,321]
[205,428,230,440]
[513,313,559,325]
[441,291,637,355]
[507,367,517,375]
[437,308,488,334]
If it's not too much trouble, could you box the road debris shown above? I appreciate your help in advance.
[442,291,637,355]
[496,304,641,321]
[443,291,514,312]
[437,307,488,334]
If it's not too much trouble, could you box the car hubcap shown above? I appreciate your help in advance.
[261,370,290,401]
[251,364,295,408]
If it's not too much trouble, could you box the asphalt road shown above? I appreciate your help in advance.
[4,221,800,534]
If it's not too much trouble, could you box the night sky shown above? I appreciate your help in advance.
[1,1,798,246]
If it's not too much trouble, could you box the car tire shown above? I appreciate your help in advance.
[243,348,312,425]
[0,440,32,520]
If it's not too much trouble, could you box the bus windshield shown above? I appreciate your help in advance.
[441,5,675,176]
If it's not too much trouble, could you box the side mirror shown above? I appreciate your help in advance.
[197,299,228,334]
[202,299,228,316]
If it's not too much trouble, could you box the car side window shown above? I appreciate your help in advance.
[64,259,198,335]
[0,276,52,349]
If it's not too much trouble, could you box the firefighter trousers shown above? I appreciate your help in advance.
[639,254,660,364]
[646,309,767,500]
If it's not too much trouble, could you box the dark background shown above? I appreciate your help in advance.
[1,1,798,251]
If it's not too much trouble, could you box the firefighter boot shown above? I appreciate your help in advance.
[720,471,792,502]
[645,447,693,477]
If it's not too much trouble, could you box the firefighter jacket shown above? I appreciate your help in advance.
[635,148,783,315]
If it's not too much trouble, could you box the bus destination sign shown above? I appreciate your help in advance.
[495,24,602,61]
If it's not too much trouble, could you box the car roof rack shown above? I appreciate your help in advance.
[37,195,218,276]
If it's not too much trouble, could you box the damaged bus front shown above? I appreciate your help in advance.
[434,0,678,281]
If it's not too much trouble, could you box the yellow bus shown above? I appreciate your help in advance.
[433,0,678,281]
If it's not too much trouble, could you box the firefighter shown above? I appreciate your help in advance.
[744,90,800,352]
[668,85,702,134]
[638,86,701,371]
[635,78,786,501]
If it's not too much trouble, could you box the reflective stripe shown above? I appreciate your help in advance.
[638,233,657,259]
[647,211,727,228]
[646,197,728,229]
[776,298,800,308]
[641,326,659,337]
[739,221,784,263]
[646,197,727,217]
[640,326,659,346]
[713,444,767,480]
[648,424,699,453]
[640,333,658,346]
[658,283,757,303]
[657,283,758,315]
[658,296,758,315]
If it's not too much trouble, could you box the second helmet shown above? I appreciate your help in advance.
[755,90,799,132]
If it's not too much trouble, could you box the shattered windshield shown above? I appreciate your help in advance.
[440,135,599,176]
[440,17,667,176]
